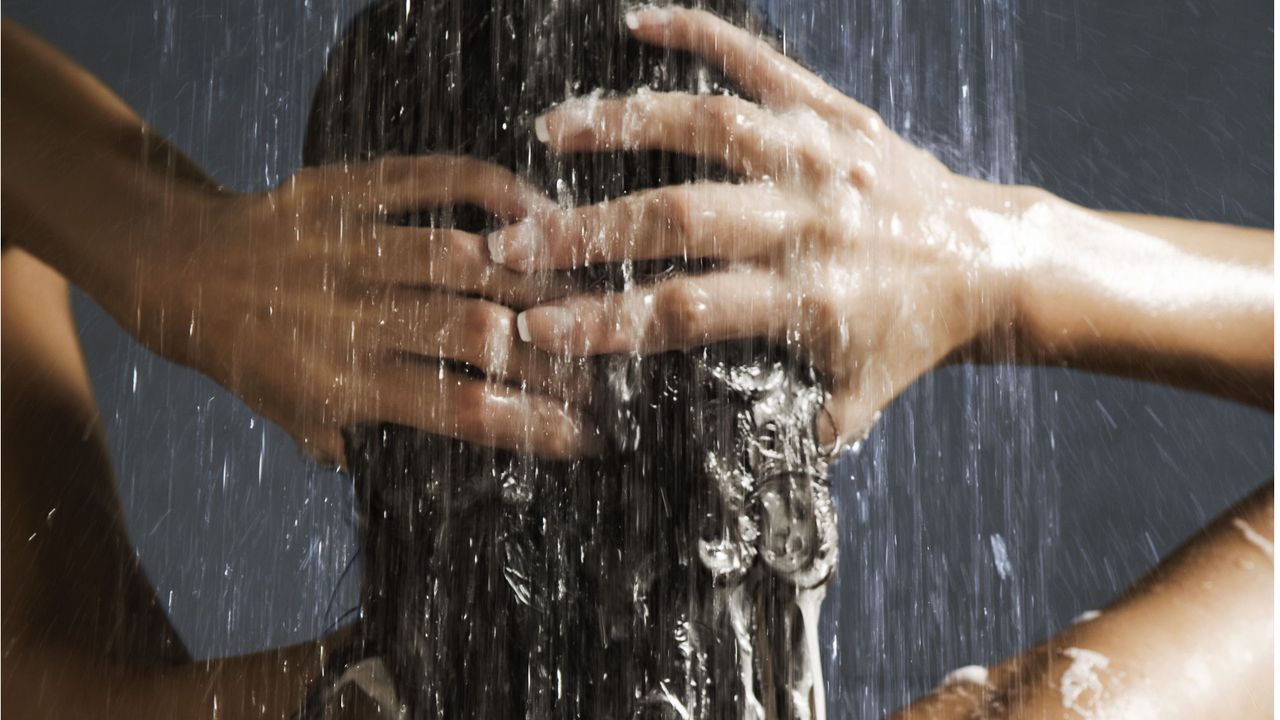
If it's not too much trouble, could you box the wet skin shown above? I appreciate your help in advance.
[894,485,1273,719]
[1,6,1273,719]
[500,6,1272,447]
[2,21,592,466]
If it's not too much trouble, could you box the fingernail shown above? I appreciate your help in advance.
[487,219,542,270]
[540,103,591,143]
[628,6,673,29]
[519,306,576,348]
[486,232,505,263]
[516,311,532,342]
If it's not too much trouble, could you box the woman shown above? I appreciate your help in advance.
[495,6,1273,717]
[300,0,838,716]
[2,3,1272,720]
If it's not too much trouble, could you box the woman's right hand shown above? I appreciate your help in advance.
[489,6,1028,447]
[107,155,594,464]
[492,5,1273,447]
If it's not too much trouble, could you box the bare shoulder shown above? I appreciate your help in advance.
[1,248,340,719]
[892,484,1274,720]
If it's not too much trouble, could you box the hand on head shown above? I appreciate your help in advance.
[134,155,594,465]
[490,5,1025,447]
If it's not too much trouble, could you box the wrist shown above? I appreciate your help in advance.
[957,179,1061,362]
[95,177,236,364]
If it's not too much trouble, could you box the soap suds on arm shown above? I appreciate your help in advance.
[941,664,990,688]
[1230,517,1273,559]
[1060,646,1110,718]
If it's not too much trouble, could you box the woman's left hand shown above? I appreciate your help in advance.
[487,5,1032,444]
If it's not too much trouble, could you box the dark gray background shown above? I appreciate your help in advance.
[4,0,1272,716]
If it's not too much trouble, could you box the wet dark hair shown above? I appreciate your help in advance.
[300,1,837,718]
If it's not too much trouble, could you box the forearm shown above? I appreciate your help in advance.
[994,187,1273,407]
[1,20,221,303]
[3,634,340,720]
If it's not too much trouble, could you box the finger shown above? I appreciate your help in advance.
[625,5,877,128]
[378,291,517,375]
[537,92,793,179]
[486,182,815,271]
[290,426,348,469]
[375,290,586,400]
[368,364,598,459]
[824,377,897,451]
[370,155,553,219]
[303,154,555,220]
[358,226,576,308]
[502,343,594,402]
[514,271,794,356]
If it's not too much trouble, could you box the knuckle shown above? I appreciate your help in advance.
[453,383,495,431]
[655,281,708,342]
[859,109,887,142]
[800,291,841,335]
[439,230,486,276]
[653,187,693,240]
[462,302,514,350]
[795,143,830,179]
[702,94,740,127]
[459,302,514,372]
[805,210,842,249]
[494,275,538,308]
[847,158,877,189]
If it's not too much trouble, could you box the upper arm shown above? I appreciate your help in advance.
[2,247,188,710]
[892,484,1274,719]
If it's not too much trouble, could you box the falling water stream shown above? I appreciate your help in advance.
[5,0,1272,718]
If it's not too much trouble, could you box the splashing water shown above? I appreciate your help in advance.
[6,0,1271,718]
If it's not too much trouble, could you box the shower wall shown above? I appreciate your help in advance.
[3,0,1271,716]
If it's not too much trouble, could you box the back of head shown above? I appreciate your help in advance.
[301,2,837,718]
